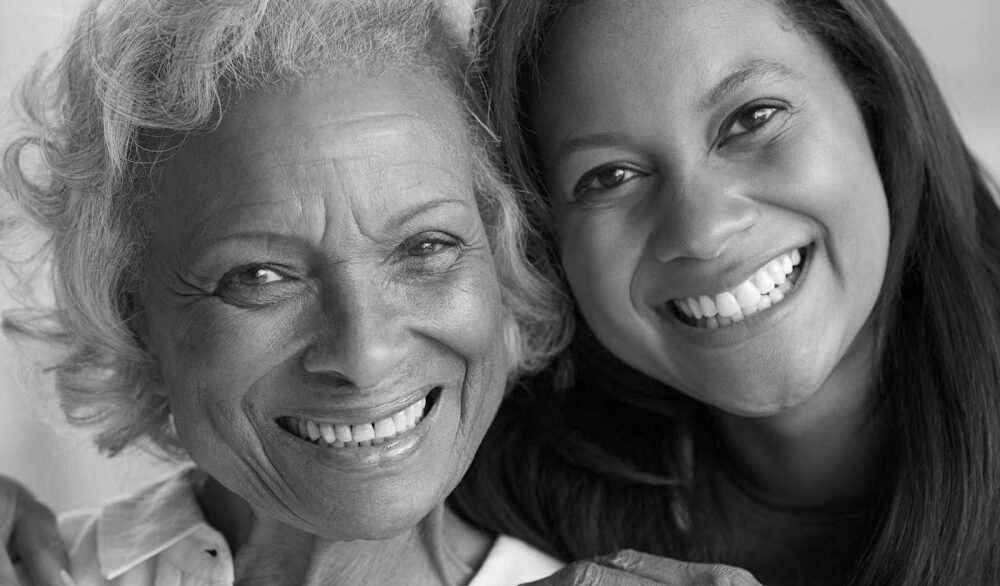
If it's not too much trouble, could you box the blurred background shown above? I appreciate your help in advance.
[1,0,999,512]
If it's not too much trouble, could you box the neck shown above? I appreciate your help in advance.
[196,477,491,586]
[711,327,885,507]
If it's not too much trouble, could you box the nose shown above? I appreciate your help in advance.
[651,168,760,262]
[301,276,413,389]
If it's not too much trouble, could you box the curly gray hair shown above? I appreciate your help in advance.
[2,0,570,457]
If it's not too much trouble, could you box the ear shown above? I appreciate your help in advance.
[502,311,522,378]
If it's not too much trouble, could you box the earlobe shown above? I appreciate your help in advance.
[502,312,522,376]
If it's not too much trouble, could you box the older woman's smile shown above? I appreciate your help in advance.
[278,386,437,448]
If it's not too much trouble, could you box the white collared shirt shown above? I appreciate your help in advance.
[57,466,563,585]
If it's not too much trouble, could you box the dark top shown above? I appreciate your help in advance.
[709,455,877,586]
[452,325,881,586]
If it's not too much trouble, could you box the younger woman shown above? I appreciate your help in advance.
[453,0,1000,584]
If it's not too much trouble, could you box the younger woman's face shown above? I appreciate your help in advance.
[531,0,890,416]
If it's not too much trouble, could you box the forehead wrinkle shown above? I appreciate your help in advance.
[179,177,316,257]
[164,80,474,258]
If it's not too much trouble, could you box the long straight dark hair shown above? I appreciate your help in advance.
[452,0,1000,583]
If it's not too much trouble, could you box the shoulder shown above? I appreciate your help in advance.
[468,534,565,586]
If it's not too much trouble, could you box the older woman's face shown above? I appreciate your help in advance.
[141,71,509,540]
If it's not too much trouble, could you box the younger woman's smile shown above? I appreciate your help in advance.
[667,247,807,329]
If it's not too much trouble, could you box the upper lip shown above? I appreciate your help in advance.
[277,383,439,425]
[648,244,809,304]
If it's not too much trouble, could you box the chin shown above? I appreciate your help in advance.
[296,494,442,541]
[695,370,827,419]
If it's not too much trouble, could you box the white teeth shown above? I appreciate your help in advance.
[752,268,775,294]
[715,292,740,318]
[351,423,376,443]
[288,394,430,448]
[392,411,408,433]
[670,249,805,329]
[688,297,704,319]
[767,260,787,286]
[698,295,717,317]
[734,281,761,308]
[373,418,396,440]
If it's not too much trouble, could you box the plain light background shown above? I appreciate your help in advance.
[1,0,999,512]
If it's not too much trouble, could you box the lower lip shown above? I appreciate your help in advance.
[663,246,813,347]
[278,392,442,472]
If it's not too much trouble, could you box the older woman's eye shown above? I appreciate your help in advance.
[233,267,285,285]
[398,232,462,272]
[573,165,645,199]
[720,102,787,143]
[216,265,296,305]
[408,239,452,257]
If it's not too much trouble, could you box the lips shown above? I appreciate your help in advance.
[277,386,439,448]
[668,247,808,329]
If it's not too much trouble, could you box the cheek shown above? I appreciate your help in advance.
[164,305,299,386]
[784,139,890,281]
[431,260,508,360]
[149,302,302,440]
[559,209,647,324]
[436,265,509,436]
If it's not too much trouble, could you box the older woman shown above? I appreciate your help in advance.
[0,0,574,583]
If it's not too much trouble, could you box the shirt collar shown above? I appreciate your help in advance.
[96,464,218,579]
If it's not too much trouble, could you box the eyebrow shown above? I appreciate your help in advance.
[702,59,803,111]
[379,196,472,228]
[189,195,471,251]
[545,60,802,166]
[544,132,636,168]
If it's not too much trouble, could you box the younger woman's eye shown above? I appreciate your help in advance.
[573,165,645,198]
[720,102,786,142]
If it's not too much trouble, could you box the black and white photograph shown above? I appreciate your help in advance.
[1,1,999,584]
